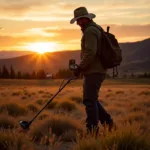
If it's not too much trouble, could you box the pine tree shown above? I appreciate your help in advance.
[37,69,46,79]
[10,65,16,79]
[31,70,36,79]
[0,67,1,78]
[1,65,9,79]
[17,71,22,79]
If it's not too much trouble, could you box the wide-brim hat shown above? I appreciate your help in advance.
[70,7,96,24]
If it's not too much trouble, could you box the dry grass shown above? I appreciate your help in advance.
[0,103,27,117]
[30,114,83,142]
[0,129,34,150]
[74,124,150,150]
[56,100,77,112]
[0,114,16,129]
[70,96,82,104]
[0,79,150,150]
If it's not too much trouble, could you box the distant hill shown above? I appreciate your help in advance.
[0,51,80,74]
[0,38,150,75]
[0,51,34,59]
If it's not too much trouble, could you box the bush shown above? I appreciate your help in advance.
[36,99,44,105]
[57,101,76,112]
[30,115,83,142]
[70,96,82,104]
[115,91,124,94]
[74,124,150,150]
[46,101,58,109]
[0,103,27,117]
[12,92,21,96]
[0,114,16,129]
[0,130,33,150]
[27,104,39,112]
[139,91,150,96]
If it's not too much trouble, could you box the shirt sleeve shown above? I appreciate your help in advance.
[79,27,98,70]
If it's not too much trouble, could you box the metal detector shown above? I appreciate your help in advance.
[19,59,77,130]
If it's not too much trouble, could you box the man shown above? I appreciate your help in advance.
[70,7,115,134]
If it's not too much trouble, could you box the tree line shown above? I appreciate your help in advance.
[0,65,150,79]
[0,65,74,79]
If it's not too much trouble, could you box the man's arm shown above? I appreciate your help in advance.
[79,27,98,71]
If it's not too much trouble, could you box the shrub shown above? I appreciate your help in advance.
[57,101,76,112]
[0,130,34,150]
[116,91,124,94]
[38,90,44,94]
[126,112,145,124]
[0,103,27,117]
[36,99,44,105]
[139,91,150,96]
[74,124,150,150]
[0,114,16,129]
[38,113,49,120]
[46,101,58,109]
[70,96,82,104]
[21,96,26,100]
[27,104,39,112]
[12,92,21,96]
[30,115,83,142]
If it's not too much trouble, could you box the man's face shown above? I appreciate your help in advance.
[76,17,90,28]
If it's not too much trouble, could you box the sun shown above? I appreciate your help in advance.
[27,42,57,54]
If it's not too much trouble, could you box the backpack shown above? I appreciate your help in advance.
[91,25,122,77]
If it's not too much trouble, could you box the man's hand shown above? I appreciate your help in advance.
[73,65,81,77]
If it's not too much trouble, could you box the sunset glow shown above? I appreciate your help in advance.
[27,42,57,54]
[0,0,149,51]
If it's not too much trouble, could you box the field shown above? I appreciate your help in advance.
[0,78,150,150]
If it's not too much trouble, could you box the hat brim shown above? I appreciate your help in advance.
[70,13,96,24]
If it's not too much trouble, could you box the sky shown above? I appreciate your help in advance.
[0,0,150,52]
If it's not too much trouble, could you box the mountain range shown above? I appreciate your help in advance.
[0,38,150,75]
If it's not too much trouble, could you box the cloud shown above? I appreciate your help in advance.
[0,0,149,24]
[102,24,150,38]
[0,24,150,50]
[0,0,58,16]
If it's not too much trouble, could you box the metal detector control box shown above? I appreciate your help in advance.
[69,59,77,71]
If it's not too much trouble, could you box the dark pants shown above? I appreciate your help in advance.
[83,73,112,132]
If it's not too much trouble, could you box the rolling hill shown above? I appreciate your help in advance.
[0,38,150,75]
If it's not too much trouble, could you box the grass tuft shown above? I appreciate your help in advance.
[0,114,16,129]
[0,129,33,150]
[57,101,76,112]
[116,91,124,94]
[74,124,150,150]
[27,104,39,112]
[46,101,58,109]
[36,99,44,105]
[139,91,150,96]
[70,96,82,104]
[30,115,83,142]
[0,103,27,117]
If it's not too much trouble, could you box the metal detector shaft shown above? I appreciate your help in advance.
[28,77,77,125]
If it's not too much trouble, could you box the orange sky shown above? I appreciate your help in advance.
[0,0,150,52]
